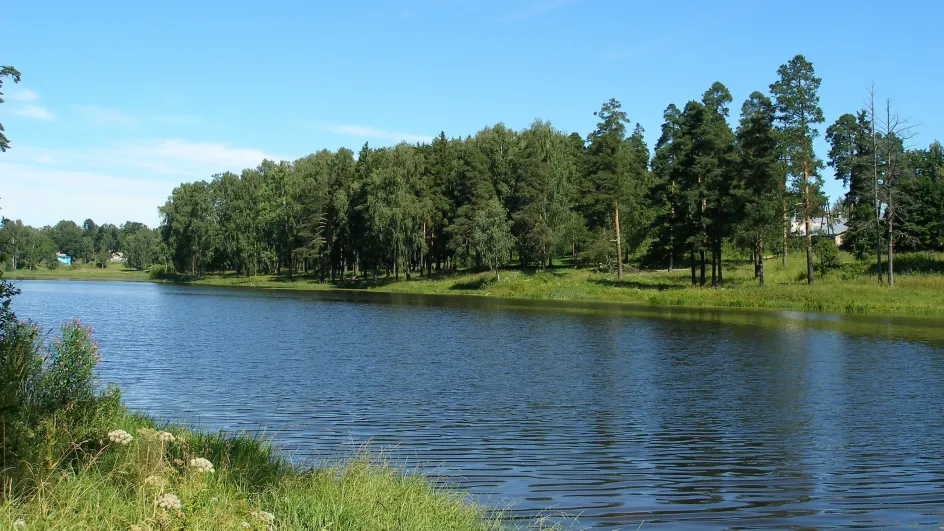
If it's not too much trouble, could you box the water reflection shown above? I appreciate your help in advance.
[12,280,944,529]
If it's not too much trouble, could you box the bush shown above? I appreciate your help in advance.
[149,263,172,279]
[814,238,842,275]
[1,280,121,490]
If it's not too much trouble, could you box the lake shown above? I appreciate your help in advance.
[11,280,944,530]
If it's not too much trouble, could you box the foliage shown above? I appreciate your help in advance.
[4,53,944,295]
[770,54,826,284]
[813,238,842,274]
[0,65,22,152]
[0,287,122,487]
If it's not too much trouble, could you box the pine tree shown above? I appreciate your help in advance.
[770,54,825,284]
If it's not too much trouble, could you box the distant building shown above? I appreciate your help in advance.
[790,216,848,247]
[55,253,72,266]
[109,252,125,263]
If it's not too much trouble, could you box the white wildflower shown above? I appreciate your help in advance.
[156,493,182,511]
[143,475,165,487]
[172,458,185,467]
[156,431,175,443]
[252,510,275,524]
[13,518,26,530]
[189,457,215,473]
[107,429,133,445]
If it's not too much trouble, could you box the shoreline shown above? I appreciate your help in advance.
[8,264,944,321]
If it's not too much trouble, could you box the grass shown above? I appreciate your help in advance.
[8,252,944,317]
[5,261,150,282]
[0,410,530,530]
[186,252,944,317]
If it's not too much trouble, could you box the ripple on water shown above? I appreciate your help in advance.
[13,280,944,530]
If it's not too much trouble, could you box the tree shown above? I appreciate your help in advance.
[0,218,28,269]
[698,82,738,286]
[736,92,782,286]
[159,181,217,275]
[826,111,876,261]
[0,65,22,152]
[584,98,635,280]
[770,54,825,284]
[900,142,944,252]
[51,220,84,260]
[510,120,579,267]
[471,198,514,280]
[875,98,917,286]
[647,104,684,270]
[123,228,160,270]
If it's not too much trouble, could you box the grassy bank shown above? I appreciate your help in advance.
[9,252,944,316]
[188,252,944,317]
[0,411,509,530]
[5,261,150,281]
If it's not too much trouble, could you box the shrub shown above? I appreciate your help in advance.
[149,263,172,279]
[814,238,842,275]
[1,279,121,490]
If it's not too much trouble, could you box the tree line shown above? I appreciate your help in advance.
[3,54,943,286]
[0,219,162,271]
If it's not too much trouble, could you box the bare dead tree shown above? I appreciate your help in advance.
[877,98,918,286]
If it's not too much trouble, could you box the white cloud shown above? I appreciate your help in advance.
[6,88,39,103]
[1,139,285,227]
[74,105,138,127]
[12,104,55,121]
[0,163,172,227]
[320,123,430,144]
[6,139,281,177]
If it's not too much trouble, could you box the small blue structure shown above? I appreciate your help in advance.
[56,253,72,266]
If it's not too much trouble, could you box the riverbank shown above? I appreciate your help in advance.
[8,252,944,316]
[4,261,150,281]
[0,410,507,530]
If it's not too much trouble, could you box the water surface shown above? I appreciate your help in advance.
[12,280,944,530]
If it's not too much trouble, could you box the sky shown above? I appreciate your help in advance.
[1,0,941,228]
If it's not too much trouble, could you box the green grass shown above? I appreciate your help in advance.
[0,411,536,530]
[182,252,944,317]
[5,261,150,281]
[9,252,944,317]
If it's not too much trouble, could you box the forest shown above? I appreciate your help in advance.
[3,54,943,288]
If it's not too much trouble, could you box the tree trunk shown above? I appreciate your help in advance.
[668,229,674,272]
[690,250,696,286]
[699,250,706,286]
[717,241,723,286]
[711,249,717,287]
[614,200,623,280]
[758,235,765,287]
[888,199,894,286]
[804,165,814,285]
[782,200,788,266]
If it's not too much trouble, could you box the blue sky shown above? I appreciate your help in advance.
[2,0,941,228]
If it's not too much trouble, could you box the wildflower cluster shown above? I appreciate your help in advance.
[156,493,182,511]
[143,475,166,488]
[137,427,175,443]
[189,457,215,473]
[107,429,133,445]
[252,510,275,525]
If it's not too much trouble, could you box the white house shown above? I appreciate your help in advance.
[790,216,849,246]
